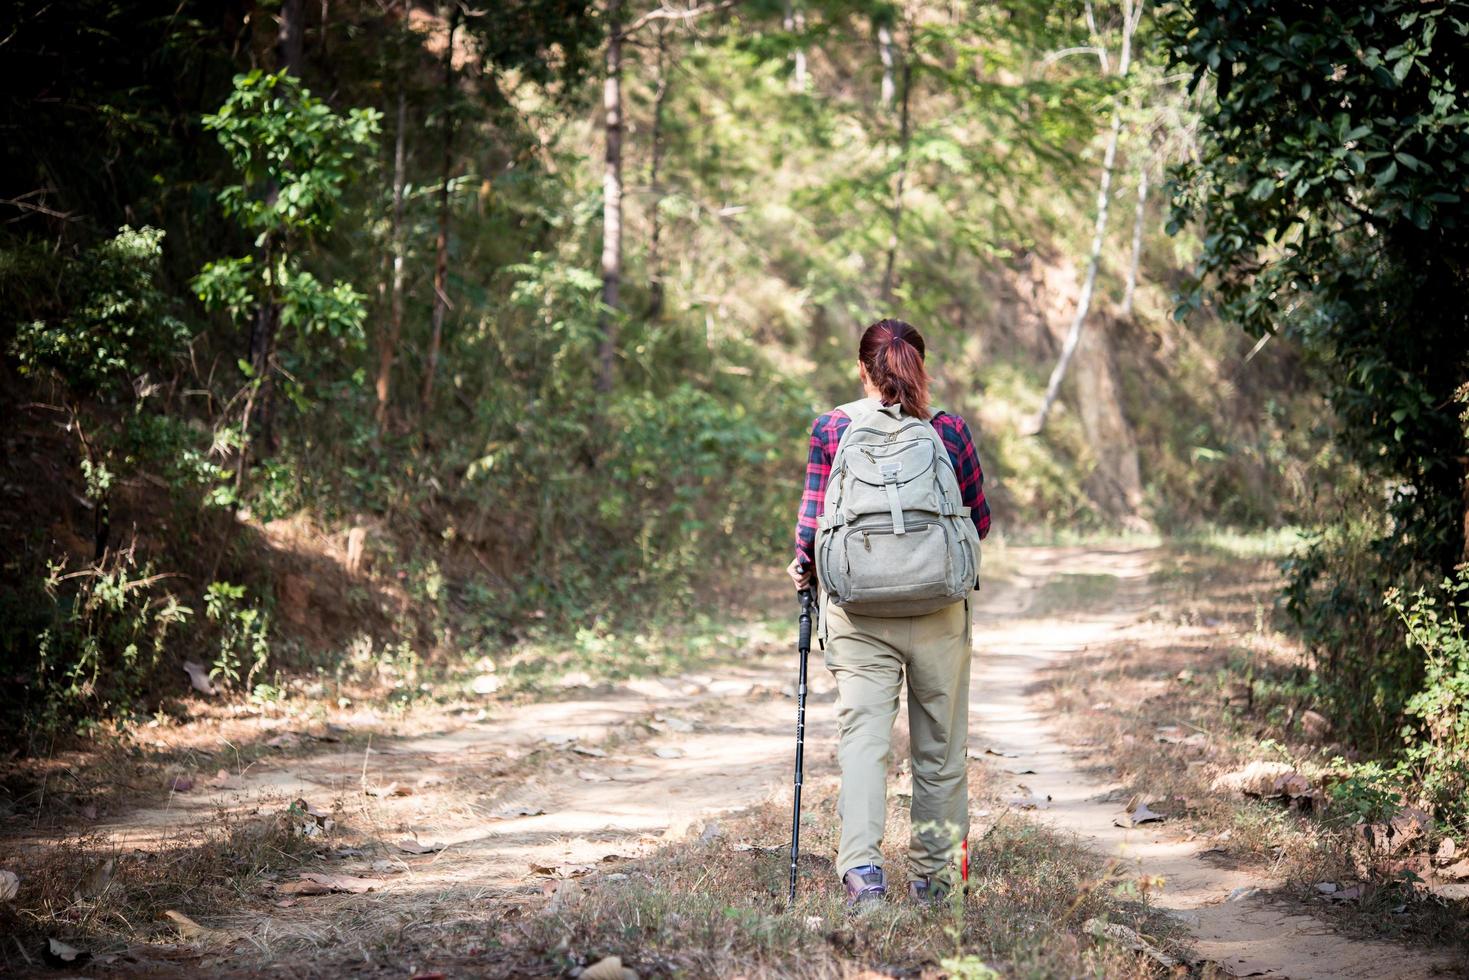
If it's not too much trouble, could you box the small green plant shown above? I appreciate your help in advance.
[937,956,1002,980]
[1328,760,1409,826]
[204,581,270,690]
[1388,570,1469,831]
[28,555,192,738]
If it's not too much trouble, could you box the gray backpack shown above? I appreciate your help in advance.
[816,398,979,617]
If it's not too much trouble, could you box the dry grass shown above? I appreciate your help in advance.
[0,799,316,971]
[1038,545,1469,955]
[427,771,1194,979]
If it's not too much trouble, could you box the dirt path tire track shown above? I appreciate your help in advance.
[971,546,1465,979]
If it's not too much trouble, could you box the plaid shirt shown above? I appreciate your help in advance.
[794,407,991,566]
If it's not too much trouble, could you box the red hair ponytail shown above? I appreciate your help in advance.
[859,318,931,420]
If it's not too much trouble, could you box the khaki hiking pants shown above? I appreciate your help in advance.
[823,595,972,881]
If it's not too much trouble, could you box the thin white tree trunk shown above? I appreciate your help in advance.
[1120,160,1148,318]
[784,0,807,91]
[597,0,623,393]
[646,20,668,319]
[881,52,911,305]
[877,22,896,107]
[1028,0,1140,435]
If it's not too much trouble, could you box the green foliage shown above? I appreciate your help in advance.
[24,555,192,739]
[9,226,189,394]
[204,581,271,691]
[203,70,381,236]
[1328,760,1410,825]
[1388,571,1469,830]
[1163,0,1469,578]
[1164,0,1469,804]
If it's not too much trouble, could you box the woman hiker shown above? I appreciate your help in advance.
[786,318,991,907]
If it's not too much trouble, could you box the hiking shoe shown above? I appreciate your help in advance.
[842,864,886,907]
[908,876,949,907]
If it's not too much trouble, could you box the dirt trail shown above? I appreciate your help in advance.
[971,546,1464,980]
[34,546,1465,975]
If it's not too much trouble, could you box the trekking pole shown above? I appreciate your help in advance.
[788,578,814,904]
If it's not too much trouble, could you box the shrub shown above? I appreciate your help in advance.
[21,553,192,741]
[9,225,189,395]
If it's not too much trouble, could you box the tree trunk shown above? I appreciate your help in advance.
[376,80,408,429]
[877,21,896,107]
[420,4,459,416]
[598,0,624,393]
[242,0,304,471]
[646,20,669,320]
[1119,160,1148,319]
[277,0,304,73]
[881,49,911,306]
[1028,0,1140,435]
[784,0,807,92]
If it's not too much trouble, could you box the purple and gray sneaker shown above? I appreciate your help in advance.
[842,864,886,907]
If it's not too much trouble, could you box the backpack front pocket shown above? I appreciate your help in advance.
[841,522,952,600]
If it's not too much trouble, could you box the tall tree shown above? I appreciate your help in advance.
[646,20,670,319]
[242,0,308,466]
[880,20,911,306]
[784,0,807,92]
[1029,0,1143,434]
[376,75,409,428]
[1119,158,1148,318]
[598,0,624,392]
[420,3,461,416]
[1163,0,1469,570]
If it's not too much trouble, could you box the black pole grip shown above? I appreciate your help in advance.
[797,588,812,652]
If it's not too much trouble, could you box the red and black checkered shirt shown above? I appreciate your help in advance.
[794,406,991,567]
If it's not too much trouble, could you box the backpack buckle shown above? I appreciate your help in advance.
[879,462,902,484]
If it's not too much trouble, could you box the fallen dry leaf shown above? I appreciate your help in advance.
[0,869,18,901]
[1438,860,1469,881]
[395,838,446,855]
[572,745,608,758]
[577,769,611,782]
[1434,838,1457,865]
[182,660,216,696]
[279,872,385,895]
[365,782,412,798]
[1210,761,1297,797]
[1083,918,1176,969]
[167,774,194,793]
[1115,802,1165,828]
[163,909,211,942]
[46,938,87,966]
[653,746,685,759]
[581,954,638,980]
[266,732,302,749]
[529,862,595,879]
[491,804,546,819]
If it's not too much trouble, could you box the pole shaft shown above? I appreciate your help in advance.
[789,589,813,903]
